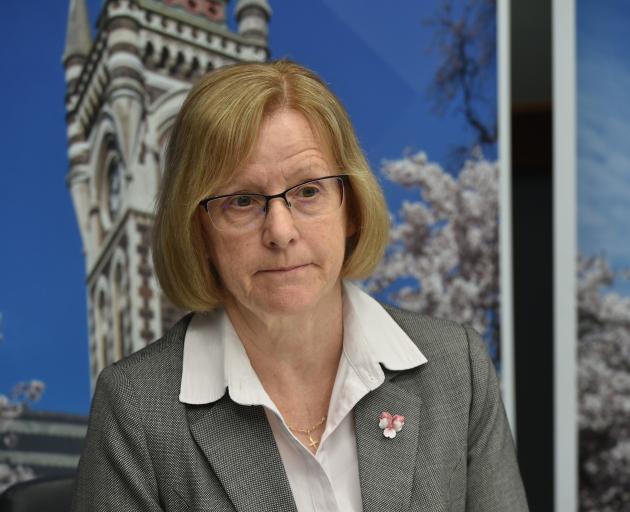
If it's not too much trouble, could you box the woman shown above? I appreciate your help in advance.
[72,60,528,511]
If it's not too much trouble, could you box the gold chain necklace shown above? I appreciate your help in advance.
[287,415,327,450]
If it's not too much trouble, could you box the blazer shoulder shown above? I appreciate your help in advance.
[103,312,194,386]
[383,304,475,360]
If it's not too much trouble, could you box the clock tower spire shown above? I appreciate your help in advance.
[63,0,92,63]
[63,0,271,388]
[235,0,272,48]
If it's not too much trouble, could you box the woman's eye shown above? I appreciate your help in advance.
[298,186,320,198]
[231,195,254,208]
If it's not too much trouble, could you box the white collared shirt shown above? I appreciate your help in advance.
[179,282,427,512]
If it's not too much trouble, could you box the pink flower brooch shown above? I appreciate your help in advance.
[379,411,405,438]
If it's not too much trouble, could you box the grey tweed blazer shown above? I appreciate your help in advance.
[72,308,529,511]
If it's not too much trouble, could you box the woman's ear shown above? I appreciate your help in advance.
[345,214,357,238]
[343,185,358,238]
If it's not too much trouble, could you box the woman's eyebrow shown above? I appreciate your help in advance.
[216,178,265,195]
[291,165,331,181]
[216,187,262,196]
[223,166,330,194]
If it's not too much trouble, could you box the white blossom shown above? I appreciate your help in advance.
[367,150,500,359]
[0,380,46,493]
[577,255,630,511]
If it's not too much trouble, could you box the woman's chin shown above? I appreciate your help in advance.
[252,289,323,317]
[242,281,340,318]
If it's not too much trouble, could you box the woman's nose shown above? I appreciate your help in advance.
[261,198,299,249]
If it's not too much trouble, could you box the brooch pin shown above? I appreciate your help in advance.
[379,411,405,438]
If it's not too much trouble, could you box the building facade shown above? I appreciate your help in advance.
[0,409,88,481]
[62,0,271,388]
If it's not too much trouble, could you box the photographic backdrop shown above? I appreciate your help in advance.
[576,0,630,510]
[0,0,507,487]
[554,0,630,509]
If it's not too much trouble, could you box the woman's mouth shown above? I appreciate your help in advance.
[258,263,310,274]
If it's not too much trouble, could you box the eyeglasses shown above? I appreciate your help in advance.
[199,175,347,231]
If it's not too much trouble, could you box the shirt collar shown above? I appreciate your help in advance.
[342,281,427,373]
[179,281,428,405]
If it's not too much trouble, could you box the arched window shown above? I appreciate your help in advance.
[96,289,108,371]
[112,263,126,360]
[106,157,123,221]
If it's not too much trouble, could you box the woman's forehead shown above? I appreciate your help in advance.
[228,154,332,191]
[250,110,332,161]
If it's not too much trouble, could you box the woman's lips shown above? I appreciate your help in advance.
[258,263,310,273]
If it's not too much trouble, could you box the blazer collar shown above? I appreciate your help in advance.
[186,397,298,512]
[354,369,425,512]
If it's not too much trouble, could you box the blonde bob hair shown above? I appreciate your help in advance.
[153,60,390,311]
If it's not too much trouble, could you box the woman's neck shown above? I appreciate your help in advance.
[223,287,344,390]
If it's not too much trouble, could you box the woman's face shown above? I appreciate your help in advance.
[200,109,353,318]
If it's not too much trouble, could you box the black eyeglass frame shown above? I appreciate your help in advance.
[198,174,348,216]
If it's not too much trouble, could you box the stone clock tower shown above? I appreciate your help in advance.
[62,0,271,388]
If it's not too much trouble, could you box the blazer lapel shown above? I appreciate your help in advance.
[187,395,298,512]
[354,372,423,512]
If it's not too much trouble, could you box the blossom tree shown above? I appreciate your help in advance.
[365,0,502,365]
[366,149,500,363]
[578,255,630,511]
[0,314,45,493]
[0,381,45,493]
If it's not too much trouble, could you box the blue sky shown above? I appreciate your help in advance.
[577,0,630,296]
[0,0,489,414]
